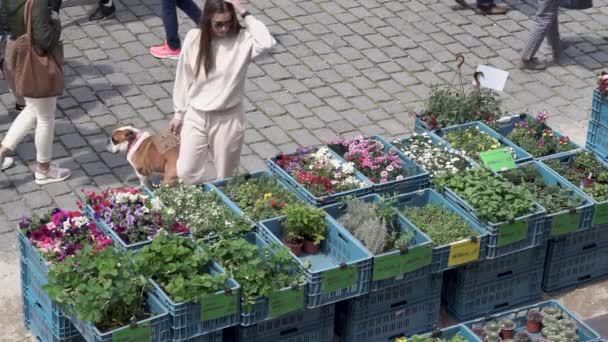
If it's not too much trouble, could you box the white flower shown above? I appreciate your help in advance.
[62,220,71,232]
[396,175,404,180]
[342,162,355,174]
[330,159,342,169]
[151,197,163,211]
[386,165,394,172]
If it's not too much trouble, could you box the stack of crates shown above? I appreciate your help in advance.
[334,273,442,341]
[441,245,546,321]
[586,89,608,163]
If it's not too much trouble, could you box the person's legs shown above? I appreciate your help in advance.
[521,0,559,69]
[546,11,561,61]
[208,110,245,180]
[176,109,212,185]
[476,0,507,14]
[150,0,202,59]
[176,0,202,24]
[89,0,116,21]
[0,97,39,170]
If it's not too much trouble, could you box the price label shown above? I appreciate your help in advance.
[399,245,432,274]
[498,220,527,247]
[200,291,238,321]
[592,202,608,226]
[268,287,304,318]
[448,238,481,267]
[479,147,516,172]
[551,211,581,237]
[373,253,406,282]
[322,264,357,294]
[113,323,151,342]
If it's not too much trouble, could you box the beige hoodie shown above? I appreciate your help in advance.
[173,15,277,119]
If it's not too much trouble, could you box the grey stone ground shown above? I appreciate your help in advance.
[2,0,608,339]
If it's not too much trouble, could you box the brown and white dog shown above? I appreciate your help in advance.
[107,126,179,187]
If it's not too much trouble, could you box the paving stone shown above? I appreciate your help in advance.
[260,126,291,145]
[82,162,112,176]
[23,191,53,209]
[1,200,31,221]
[288,129,322,147]
[60,133,88,149]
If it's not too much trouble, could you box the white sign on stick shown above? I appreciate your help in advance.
[475,65,509,92]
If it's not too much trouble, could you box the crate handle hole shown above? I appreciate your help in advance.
[583,243,597,251]
[494,302,509,310]
[577,274,591,281]
[280,328,299,336]
[337,233,349,243]
[497,270,513,278]
[390,300,408,309]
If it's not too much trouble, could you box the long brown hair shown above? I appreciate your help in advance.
[194,0,241,78]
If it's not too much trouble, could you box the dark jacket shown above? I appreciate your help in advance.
[0,0,61,53]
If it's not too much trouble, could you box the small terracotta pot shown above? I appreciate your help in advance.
[283,237,303,257]
[302,240,320,254]
[500,329,515,340]
[582,177,595,188]
[527,321,541,333]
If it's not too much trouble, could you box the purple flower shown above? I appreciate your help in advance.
[126,214,136,226]
[19,217,31,229]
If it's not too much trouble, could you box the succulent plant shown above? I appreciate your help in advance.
[484,322,502,334]
[562,330,579,342]
[526,309,543,323]
[472,325,487,340]
[500,319,516,330]
[543,314,558,325]
[542,306,560,317]
[486,335,502,342]
[514,331,531,342]
[536,339,548,342]
[559,319,577,331]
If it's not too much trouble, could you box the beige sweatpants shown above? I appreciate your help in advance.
[177,105,245,185]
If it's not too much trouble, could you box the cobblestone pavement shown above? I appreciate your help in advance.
[2,0,608,338]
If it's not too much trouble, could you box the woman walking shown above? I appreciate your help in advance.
[0,0,71,183]
[520,0,560,70]
[149,0,202,59]
[170,0,276,185]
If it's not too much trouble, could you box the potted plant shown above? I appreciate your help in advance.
[526,309,543,333]
[500,319,516,340]
[514,331,531,342]
[283,203,327,256]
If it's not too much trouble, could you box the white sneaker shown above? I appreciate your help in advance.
[35,164,71,185]
[1,157,14,171]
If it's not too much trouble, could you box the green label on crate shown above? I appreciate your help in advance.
[113,323,151,342]
[592,202,608,226]
[479,147,516,172]
[399,245,432,274]
[322,264,357,294]
[268,287,304,318]
[497,220,528,247]
[372,245,432,281]
[200,291,238,321]
[551,211,581,237]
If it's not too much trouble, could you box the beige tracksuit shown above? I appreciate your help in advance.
[173,15,276,185]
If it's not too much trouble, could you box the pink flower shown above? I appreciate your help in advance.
[380,179,388,184]
[380,171,389,178]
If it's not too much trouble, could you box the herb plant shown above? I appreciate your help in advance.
[444,125,515,163]
[336,197,414,254]
[401,205,475,246]
[44,246,149,332]
[134,234,226,303]
[443,168,537,223]
[505,112,575,158]
[221,174,301,221]
[418,87,502,130]
[154,182,251,240]
[209,237,304,312]
[501,165,583,213]
[283,203,326,244]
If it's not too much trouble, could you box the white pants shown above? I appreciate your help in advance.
[2,97,57,163]
[177,105,245,185]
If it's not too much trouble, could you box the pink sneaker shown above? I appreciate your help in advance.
[150,42,181,59]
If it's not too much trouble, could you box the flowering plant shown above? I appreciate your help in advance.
[154,182,251,240]
[83,188,188,245]
[328,136,417,184]
[274,147,367,197]
[444,125,516,162]
[506,112,576,158]
[20,209,112,263]
[392,133,473,180]
[598,72,608,97]
[221,174,302,221]
[545,151,608,201]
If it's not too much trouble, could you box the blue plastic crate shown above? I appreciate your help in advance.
[592,89,608,125]
[345,273,442,318]
[237,304,334,342]
[266,147,374,207]
[446,245,546,287]
[543,244,608,292]
[390,189,489,273]
[183,331,223,342]
[328,136,430,195]
[493,113,583,159]
[586,120,608,160]
[209,171,309,227]
[435,121,533,163]
[259,215,373,308]
[69,293,171,342]
[414,116,430,133]
[410,324,482,342]
[24,289,84,342]
[443,186,547,259]
[18,230,82,339]
[442,265,544,321]
[547,225,608,259]
[234,232,307,327]
[150,261,240,340]
[321,194,434,292]
[540,151,608,229]
[500,161,594,237]
[335,296,440,342]
[463,300,602,342]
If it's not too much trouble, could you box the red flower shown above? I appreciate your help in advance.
[269,199,277,207]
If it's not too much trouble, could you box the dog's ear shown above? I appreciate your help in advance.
[125,130,136,142]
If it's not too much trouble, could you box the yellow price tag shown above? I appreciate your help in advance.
[448,238,481,267]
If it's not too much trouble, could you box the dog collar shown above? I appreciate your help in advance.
[126,132,151,165]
